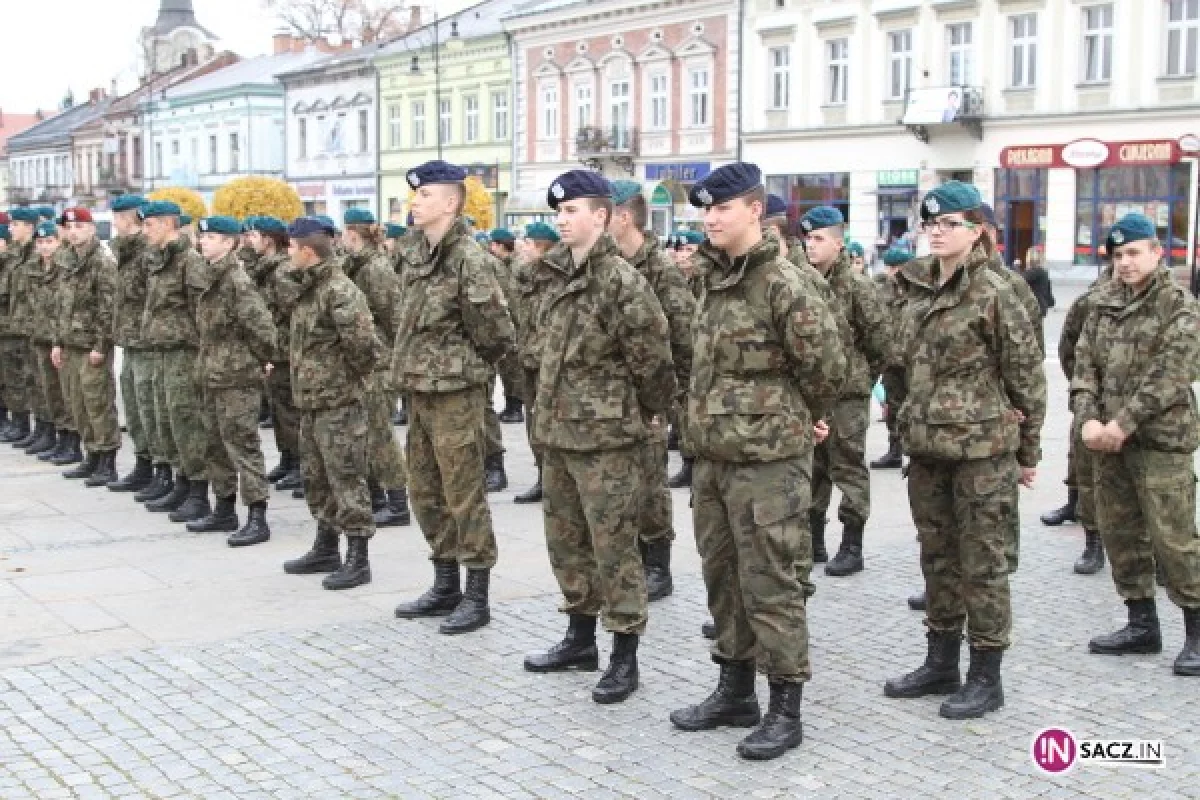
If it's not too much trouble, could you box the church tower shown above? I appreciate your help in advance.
[140,0,219,77]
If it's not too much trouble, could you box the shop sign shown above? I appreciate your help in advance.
[1180,134,1200,154]
[1061,139,1109,168]
[331,181,375,198]
[876,169,919,187]
[294,182,326,199]
[1000,139,1182,170]
[645,162,711,182]
[651,185,673,205]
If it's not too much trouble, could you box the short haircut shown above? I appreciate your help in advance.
[586,197,615,227]
[618,194,648,229]
[450,183,467,217]
[264,230,290,253]
[297,233,333,260]
[492,240,515,255]
[531,239,555,255]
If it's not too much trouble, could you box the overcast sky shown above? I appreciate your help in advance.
[0,1,476,113]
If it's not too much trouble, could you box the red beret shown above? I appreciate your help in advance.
[60,207,93,224]
[0,212,9,224]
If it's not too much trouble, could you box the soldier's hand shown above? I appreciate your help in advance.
[814,420,830,445]
[50,346,63,369]
[88,350,104,367]
[1102,420,1129,452]
[1018,467,1037,488]
[1081,419,1107,451]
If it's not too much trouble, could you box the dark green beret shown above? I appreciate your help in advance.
[474,232,490,244]
[344,208,376,225]
[0,224,9,241]
[676,230,704,246]
[251,216,287,235]
[610,180,643,207]
[36,206,56,221]
[111,194,147,213]
[1107,213,1156,248]
[800,206,844,233]
[883,247,912,267]
[9,207,40,223]
[847,241,865,258]
[198,216,241,235]
[920,180,981,220]
[385,223,407,239]
[489,228,515,244]
[180,214,193,226]
[524,222,559,243]
[139,201,182,220]
[34,221,58,238]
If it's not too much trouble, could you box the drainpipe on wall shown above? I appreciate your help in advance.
[507,30,517,227]
[375,64,383,220]
[735,0,745,162]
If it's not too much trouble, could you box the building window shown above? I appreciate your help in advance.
[171,139,180,157]
[492,91,508,140]
[154,143,163,178]
[190,138,199,173]
[297,119,307,159]
[648,73,668,130]
[688,67,710,127]
[574,83,592,132]
[826,38,848,105]
[387,104,401,148]
[229,133,240,173]
[438,98,452,144]
[357,109,369,154]
[132,136,142,179]
[1081,5,1114,83]
[208,135,217,173]
[541,82,559,138]
[464,96,479,143]
[1166,0,1199,77]
[315,115,326,154]
[1009,13,1038,88]
[887,29,913,100]
[609,80,630,147]
[412,100,425,148]
[947,22,974,85]
[769,46,790,110]
[1074,164,1191,268]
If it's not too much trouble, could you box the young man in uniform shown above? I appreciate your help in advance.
[0,208,39,445]
[870,246,912,470]
[23,222,76,464]
[487,227,525,426]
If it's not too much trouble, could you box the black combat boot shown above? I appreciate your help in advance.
[25,420,56,455]
[283,524,342,574]
[322,535,371,590]
[84,451,118,487]
[907,590,927,611]
[439,568,491,634]
[514,470,543,504]
[186,494,239,533]
[257,395,271,426]
[1156,560,1167,587]
[670,658,761,731]
[884,630,962,698]
[825,521,864,576]
[1040,489,1078,526]
[667,457,693,489]
[395,560,462,617]
[736,681,804,761]
[228,501,270,547]
[369,480,386,512]
[810,511,828,563]
[1175,608,1200,676]
[0,406,8,436]
[51,431,83,466]
[169,479,211,523]
[524,614,600,672]
[870,436,903,469]
[146,474,190,513]
[135,464,173,503]
[108,456,153,492]
[37,429,67,462]
[592,633,639,704]
[666,424,680,452]
[63,449,100,479]
[484,453,507,492]
[12,417,42,448]
[1074,530,1105,575]
[373,487,410,527]
[1,411,30,443]
[641,538,673,601]
[497,396,524,424]
[939,648,1004,719]
[266,451,294,483]
[701,620,716,639]
[275,466,304,491]
[292,486,305,499]
[1089,598,1162,655]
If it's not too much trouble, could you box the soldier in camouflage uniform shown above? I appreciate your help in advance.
[666,228,707,490]
[0,220,11,435]
[607,180,696,602]
[342,209,409,527]
[1073,213,1200,676]
[281,216,382,590]
[474,229,521,492]
[801,206,891,576]
[21,222,75,461]
[184,216,279,547]
[669,164,846,761]
[870,247,913,470]
[52,208,120,486]
[487,228,526,427]
[0,209,36,444]
[762,194,811,273]
[391,161,515,634]
[521,170,675,707]
[883,182,1046,720]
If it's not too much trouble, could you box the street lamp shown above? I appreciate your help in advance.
[409,13,459,161]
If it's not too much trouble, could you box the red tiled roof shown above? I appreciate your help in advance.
[0,112,53,156]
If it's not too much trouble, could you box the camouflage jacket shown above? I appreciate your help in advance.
[0,240,33,336]
[391,218,515,394]
[1071,267,1200,453]
[112,234,150,349]
[189,252,277,390]
[142,236,203,350]
[686,236,846,464]
[531,233,675,451]
[253,252,297,363]
[784,235,811,270]
[237,245,261,282]
[815,251,891,397]
[513,255,549,374]
[55,238,117,353]
[343,246,401,376]
[624,233,696,404]
[988,252,1044,355]
[1059,270,1112,381]
[26,250,64,344]
[289,258,381,410]
[895,246,1046,467]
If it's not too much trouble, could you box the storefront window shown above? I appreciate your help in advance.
[766,173,850,235]
[1075,164,1190,267]
[993,168,1047,266]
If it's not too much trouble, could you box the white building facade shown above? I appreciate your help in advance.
[742,0,1200,271]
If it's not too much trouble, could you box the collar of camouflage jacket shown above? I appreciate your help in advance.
[411,217,471,276]
[923,245,992,314]
[1094,265,1172,312]
[541,232,619,281]
[623,231,661,271]
[255,252,289,282]
[64,238,100,273]
[344,245,379,277]
[700,234,781,292]
[112,233,146,265]
[820,249,852,286]
[294,257,336,294]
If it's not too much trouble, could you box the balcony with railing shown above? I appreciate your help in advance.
[574,125,639,175]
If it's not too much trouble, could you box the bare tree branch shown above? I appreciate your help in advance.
[262,0,410,43]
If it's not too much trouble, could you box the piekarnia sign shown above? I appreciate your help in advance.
[1000,137,1188,170]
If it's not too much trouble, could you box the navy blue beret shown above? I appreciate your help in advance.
[800,206,844,233]
[111,194,147,213]
[315,215,338,234]
[344,208,376,225]
[689,162,762,208]
[547,170,613,210]
[765,194,788,219]
[9,207,40,223]
[287,216,334,239]
[407,160,468,189]
[198,216,241,235]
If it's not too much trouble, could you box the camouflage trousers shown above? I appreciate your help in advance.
[265,362,300,459]
[0,335,31,413]
[1066,425,1098,532]
[30,340,71,429]
[119,349,150,457]
[365,371,406,490]
[1094,446,1200,610]
[60,347,119,452]
[543,445,648,635]
[149,349,207,479]
[637,433,674,546]
[131,350,167,464]
[813,395,871,527]
[483,375,504,459]
[300,401,374,539]
[880,367,906,442]
[408,387,497,568]
[694,455,813,682]
[909,454,1016,650]
[523,367,542,468]
[202,386,269,506]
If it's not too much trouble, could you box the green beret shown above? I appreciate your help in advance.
[883,247,913,267]
[921,180,981,220]
[385,223,407,239]
[34,221,58,239]
[250,216,287,235]
[344,208,376,225]
[474,232,490,244]
[180,215,193,226]
[197,216,241,235]
[139,201,181,220]
[610,180,643,207]
[1107,213,1157,249]
[111,194,147,213]
[847,241,865,258]
[36,206,56,221]
[800,206,844,234]
[524,222,559,243]
[676,230,704,246]
[9,208,40,223]
[0,224,9,241]
[489,228,515,244]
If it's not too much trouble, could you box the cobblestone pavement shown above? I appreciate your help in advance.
[1,284,1198,798]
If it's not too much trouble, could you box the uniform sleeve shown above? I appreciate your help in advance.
[851,274,892,381]
[93,251,118,354]
[1009,273,1045,356]
[1058,293,1090,381]
[615,269,676,414]
[1070,308,1102,424]
[649,255,696,402]
[363,258,401,347]
[993,287,1047,468]
[1111,296,1200,438]
[331,281,381,379]
[775,275,846,422]
[459,250,516,365]
[235,277,279,364]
